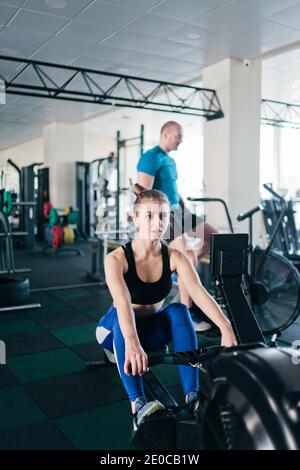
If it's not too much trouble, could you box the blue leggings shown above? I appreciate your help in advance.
[96,302,199,402]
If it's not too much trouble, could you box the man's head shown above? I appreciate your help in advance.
[159,121,183,152]
[108,151,115,163]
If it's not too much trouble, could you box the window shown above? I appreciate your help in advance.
[171,134,204,202]
[260,124,275,189]
[279,127,300,198]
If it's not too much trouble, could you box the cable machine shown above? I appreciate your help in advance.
[115,124,144,236]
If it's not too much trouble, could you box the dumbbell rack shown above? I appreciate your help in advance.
[44,208,83,257]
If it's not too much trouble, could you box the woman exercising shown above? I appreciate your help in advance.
[96,184,237,430]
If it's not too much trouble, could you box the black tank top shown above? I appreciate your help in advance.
[121,241,172,305]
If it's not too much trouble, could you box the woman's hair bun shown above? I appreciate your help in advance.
[132,183,146,197]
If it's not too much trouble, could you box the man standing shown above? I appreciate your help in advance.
[99,151,116,197]
[137,121,216,330]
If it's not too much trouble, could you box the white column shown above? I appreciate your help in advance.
[43,122,84,208]
[203,58,261,237]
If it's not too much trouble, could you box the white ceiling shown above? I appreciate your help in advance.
[262,48,300,103]
[1,0,300,149]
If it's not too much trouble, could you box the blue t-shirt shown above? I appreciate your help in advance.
[137,146,179,206]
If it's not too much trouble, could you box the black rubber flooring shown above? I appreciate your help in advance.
[13,241,95,289]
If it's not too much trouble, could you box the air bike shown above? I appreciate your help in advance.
[129,233,300,450]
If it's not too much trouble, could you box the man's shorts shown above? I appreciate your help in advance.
[164,204,205,242]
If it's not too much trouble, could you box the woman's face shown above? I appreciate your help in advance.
[133,200,170,241]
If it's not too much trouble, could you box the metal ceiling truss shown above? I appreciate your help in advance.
[261,99,300,129]
[2,56,299,128]
[0,55,224,120]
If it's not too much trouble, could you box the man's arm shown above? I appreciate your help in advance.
[137,172,154,189]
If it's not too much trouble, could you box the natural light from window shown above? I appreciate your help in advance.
[172,135,204,203]
[260,124,275,190]
[279,127,300,198]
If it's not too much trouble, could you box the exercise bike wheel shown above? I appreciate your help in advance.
[204,383,256,450]
[248,247,300,335]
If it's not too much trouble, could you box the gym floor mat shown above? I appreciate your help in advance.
[2,330,64,357]
[27,308,91,329]
[0,317,42,336]
[70,341,105,362]
[0,366,19,389]
[32,299,73,314]
[49,322,98,346]
[0,420,74,450]
[13,243,93,289]
[99,364,125,387]
[80,306,104,321]
[8,348,85,383]
[25,369,127,419]
[60,295,108,310]
[50,289,94,301]
[0,386,46,432]
[55,400,136,450]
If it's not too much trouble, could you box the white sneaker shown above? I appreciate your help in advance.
[133,400,165,431]
[191,315,212,332]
